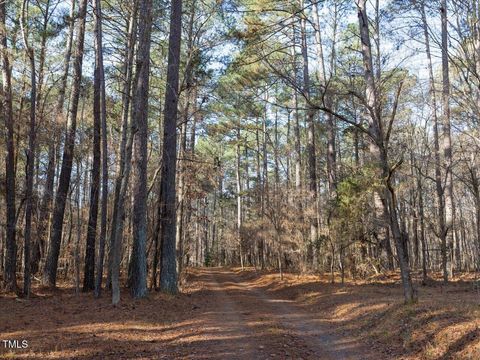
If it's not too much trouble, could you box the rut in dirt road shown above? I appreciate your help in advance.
[183,268,375,360]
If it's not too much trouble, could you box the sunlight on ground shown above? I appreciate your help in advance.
[2,268,480,359]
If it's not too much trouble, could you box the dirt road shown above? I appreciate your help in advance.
[0,268,376,359]
[171,268,374,359]
[4,267,478,359]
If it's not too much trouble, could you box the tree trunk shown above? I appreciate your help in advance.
[416,0,439,282]
[176,118,187,274]
[440,0,454,282]
[151,189,162,289]
[83,8,102,291]
[357,0,415,303]
[110,82,138,303]
[94,0,109,298]
[107,1,138,292]
[1,0,17,293]
[176,0,196,278]
[299,1,318,253]
[74,160,82,294]
[290,22,302,209]
[33,0,76,276]
[236,127,243,270]
[312,0,336,196]
[159,0,183,294]
[20,0,37,297]
[130,0,153,299]
[417,161,428,283]
[42,0,89,287]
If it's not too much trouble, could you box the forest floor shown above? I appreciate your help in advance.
[1,268,480,359]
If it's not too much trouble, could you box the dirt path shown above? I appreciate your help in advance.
[3,268,479,359]
[180,268,374,360]
[0,268,377,359]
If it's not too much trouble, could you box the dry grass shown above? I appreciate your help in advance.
[232,268,480,359]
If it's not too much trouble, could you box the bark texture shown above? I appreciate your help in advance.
[43,0,89,287]
[160,0,183,294]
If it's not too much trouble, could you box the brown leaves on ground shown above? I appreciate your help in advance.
[231,268,480,360]
[0,269,479,359]
[0,277,205,359]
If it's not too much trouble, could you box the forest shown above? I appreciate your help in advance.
[2,0,480,358]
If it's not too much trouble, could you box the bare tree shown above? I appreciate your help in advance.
[356,0,416,303]
[440,0,454,282]
[415,0,438,282]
